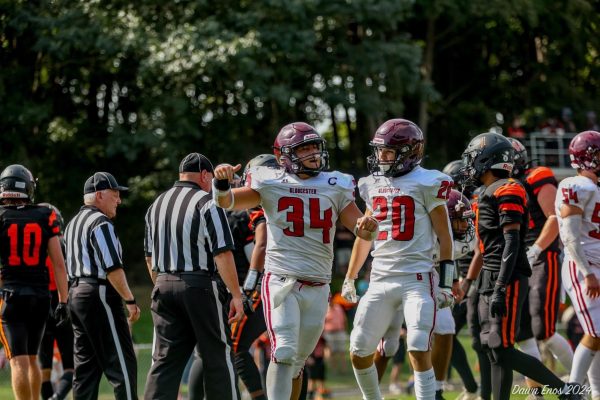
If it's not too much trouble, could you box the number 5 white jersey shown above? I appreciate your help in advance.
[358,166,452,282]
[555,175,600,265]
[246,166,355,283]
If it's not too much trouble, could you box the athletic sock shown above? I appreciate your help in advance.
[41,381,54,400]
[436,380,444,391]
[414,368,435,400]
[266,362,294,400]
[570,344,596,384]
[518,337,541,360]
[589,353,600,399]
[352,364,383,400]
[545,333,574,371]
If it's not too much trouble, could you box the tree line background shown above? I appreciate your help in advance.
[2,0,600,282]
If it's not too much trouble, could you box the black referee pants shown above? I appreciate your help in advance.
[69,280,137,400]
[144,273,240,400]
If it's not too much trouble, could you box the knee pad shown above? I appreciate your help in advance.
[406,328,432,352]
[272,345,296,365]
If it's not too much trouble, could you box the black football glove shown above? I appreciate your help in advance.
[241,292,255,316]
[54,302,70,328]
[490,284,507,318]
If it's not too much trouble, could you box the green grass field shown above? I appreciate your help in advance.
[0,285,571,399]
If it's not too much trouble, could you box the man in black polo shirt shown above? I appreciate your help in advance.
[143,153,244,400]
[64,172,140,400]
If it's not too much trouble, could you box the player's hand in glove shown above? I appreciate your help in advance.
[241,292,255,315]
[490,284,507,318]
[436,287,454,309]
[342,277,358,303]
[54,302,70,328]
[526,244,542,268]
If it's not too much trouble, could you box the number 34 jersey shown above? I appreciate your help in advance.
[0,205,60,287]
[556,175,600,265]
[358,166,452,282]
[247,166,355,283]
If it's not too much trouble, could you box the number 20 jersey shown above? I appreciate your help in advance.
[358,166,452,282]
[247,166,355,283]
[555,175,600,265]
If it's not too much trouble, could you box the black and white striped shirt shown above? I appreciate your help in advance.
[144,181,234,273]
[64,205,124,280]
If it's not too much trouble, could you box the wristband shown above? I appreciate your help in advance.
[215,179,231,191]
[124,298,136,305]
[438,260,455,288]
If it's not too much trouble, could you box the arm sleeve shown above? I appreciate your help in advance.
[203,202,235,256]
[90,222,123,271]
[497,229,520,285]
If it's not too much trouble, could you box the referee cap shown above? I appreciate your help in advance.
[84,172,129,194]
[179,153,214,173]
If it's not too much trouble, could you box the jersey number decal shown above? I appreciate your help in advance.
[436,180,453,200]
[7,223,42,266]
[278,197,333,243]
[561,187,579,204]
[590,203,600,239]
[372,196,415,241]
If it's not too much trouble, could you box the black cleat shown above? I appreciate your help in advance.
[435,389,446,400]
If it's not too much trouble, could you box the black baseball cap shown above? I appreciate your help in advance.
[83,172,129,194]
[179,153,214,173]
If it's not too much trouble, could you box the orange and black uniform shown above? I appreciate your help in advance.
[519,167,561,341]
[0,205,60,359]
[476,179,566,400]
[39,238,74,400]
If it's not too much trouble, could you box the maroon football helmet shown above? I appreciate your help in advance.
[569,130,600,172]
[508,138,529,178]
[367,119,424,177]
[273,122,329,176]
[447,189,475,241]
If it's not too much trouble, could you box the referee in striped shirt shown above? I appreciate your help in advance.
[143,153,244,400]
[65,172,140,400]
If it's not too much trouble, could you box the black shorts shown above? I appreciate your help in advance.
[38,290,74,369]
[0,286,50,359]
[308,357,325,380]
[528,249,561,340]
[478,272,528,349]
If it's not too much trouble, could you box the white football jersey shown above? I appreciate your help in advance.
[433,221,477,264]
[556,175,600,264]
[247,166,355,283]
[358,166,453,281]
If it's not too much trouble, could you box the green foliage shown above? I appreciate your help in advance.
[2,0,600,279]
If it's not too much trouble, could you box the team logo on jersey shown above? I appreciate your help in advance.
[328,177,337,186]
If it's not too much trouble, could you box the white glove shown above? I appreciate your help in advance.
[527,244,542,267]
[342,278,358,303]
[436,287,454,309]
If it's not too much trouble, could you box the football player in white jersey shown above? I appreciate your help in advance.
[212,122,379,400]
[342,118,455,400]
[555,130,600,398]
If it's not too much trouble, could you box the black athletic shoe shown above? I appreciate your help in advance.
[558,383,584,400]
[435,389,446,400]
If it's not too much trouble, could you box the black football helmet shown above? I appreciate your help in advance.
[508,138,529,179]
[273,122,329,176]
[241,154,280,186]
[461,132,514,184]
[367,118,424,177]
[442,159,476,197]
[38,203,65,233]
[0,164,36,202]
